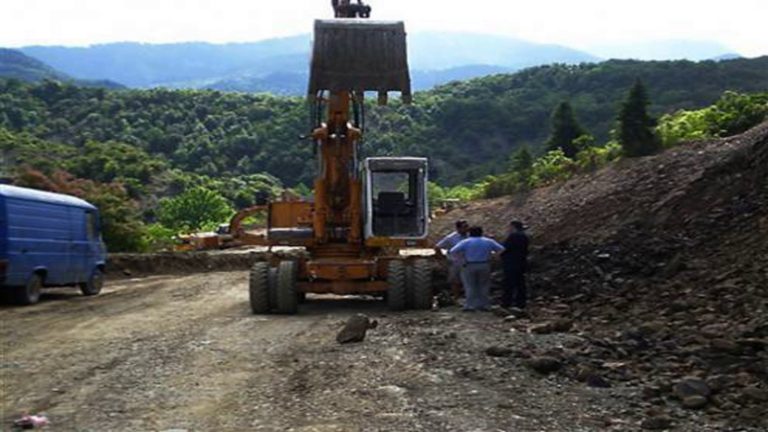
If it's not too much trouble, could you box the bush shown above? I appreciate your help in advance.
[157,187,234,232]
[530,149,577,186]
[657,91,768,147]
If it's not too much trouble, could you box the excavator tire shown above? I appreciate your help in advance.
[249,262,270,314]
[387,260,408,311]
[268,267,278,308]
[409,259,433,310]
[275,260,299,314]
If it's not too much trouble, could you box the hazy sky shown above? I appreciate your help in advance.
[3,0,767,56]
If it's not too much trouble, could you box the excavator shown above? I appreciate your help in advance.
[243,0,433,314]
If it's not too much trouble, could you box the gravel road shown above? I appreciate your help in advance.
[0,272,752,431]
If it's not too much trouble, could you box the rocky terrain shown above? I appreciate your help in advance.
[434,121,768,429]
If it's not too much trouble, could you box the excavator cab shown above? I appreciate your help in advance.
[364,157,429,239]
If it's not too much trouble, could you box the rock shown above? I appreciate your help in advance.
[490,306,512,317]
[436,291,455,307]
[508,307,529,318]
[673,377,711,400]
[682,395,708,409]
[122,269,132,276]
[530,323,554,334]
[710,338,743,355]
[527,356,562,374]
[640,416,672,430]
[336,314,378,344]
[642,386,662,400]
[530,319,572,334]
[740,386,768,402]
[737,338,767,351]
[485,346,514,357]
[586,373,611,388]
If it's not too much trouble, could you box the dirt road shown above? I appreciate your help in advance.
[0,272,758,431]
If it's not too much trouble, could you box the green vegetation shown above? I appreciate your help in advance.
[2,57,767,251]
[157,187,234,232]
[481,89,767,198]
[617,80,661,157]
[545,102,588,158]
[657,91,768,147]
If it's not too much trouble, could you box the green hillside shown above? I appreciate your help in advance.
[0,48,69,82]
[2,57,767,187]
[2,56,767,251]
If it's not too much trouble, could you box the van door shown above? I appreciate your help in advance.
[68,207,90,283]
[6,198,73,286]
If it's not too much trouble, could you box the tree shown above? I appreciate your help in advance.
[545,102,586,158]
[509,145,533,173]
[14,168,148,252]
[157,187,233,232]
[618,79,661,157]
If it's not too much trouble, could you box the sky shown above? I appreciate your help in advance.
[2,0,767,56]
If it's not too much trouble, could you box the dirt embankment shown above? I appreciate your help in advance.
[432,121,768,429]
[106,248,306,278]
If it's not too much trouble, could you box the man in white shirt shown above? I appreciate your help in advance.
[450,226,505,311]
[434,220,469,299]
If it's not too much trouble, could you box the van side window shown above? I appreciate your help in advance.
[85,212,96,240]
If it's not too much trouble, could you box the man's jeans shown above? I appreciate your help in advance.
[461,263,491,310]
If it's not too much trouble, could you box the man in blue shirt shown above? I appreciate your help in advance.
[435,220,469,299]
[449,226,505,311]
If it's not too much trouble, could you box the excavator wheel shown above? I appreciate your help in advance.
[268,266,278,309]
[249,262,271,314]
[387,260,408,311]
[275,260,299,314]
[409,259,433,310]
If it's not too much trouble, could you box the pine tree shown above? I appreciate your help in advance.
[545,101,586,158]
[618,79,661,157]
[510,145,533,173]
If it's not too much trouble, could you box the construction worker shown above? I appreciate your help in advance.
[449,226,505,311]
[435,220,469,299]
[501,220,530,309]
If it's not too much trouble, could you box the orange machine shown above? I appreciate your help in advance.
[245,1,433,314]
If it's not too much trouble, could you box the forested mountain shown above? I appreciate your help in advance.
[2,57,767,187]
[0,49,69,82]
[19,33,597,92]
[0,48,124,89]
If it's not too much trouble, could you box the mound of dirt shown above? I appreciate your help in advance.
[106,248,307,278]
[433,121,768,429]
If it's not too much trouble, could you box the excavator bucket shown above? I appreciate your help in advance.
[308,19,411,103]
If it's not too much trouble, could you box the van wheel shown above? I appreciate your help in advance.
[15,273,43,305]
[80,268,104,296]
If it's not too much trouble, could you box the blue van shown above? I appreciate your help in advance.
[0,185,107,304]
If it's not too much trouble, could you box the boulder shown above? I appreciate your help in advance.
[682,395,708,409]
[527,356,562,374]
[673,377,711,400]
[485,346,514,357]
[336,314,378,344]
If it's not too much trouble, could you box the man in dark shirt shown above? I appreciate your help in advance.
[501,220,530,309]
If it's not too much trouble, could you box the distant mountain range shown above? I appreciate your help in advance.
[589,39,739,61]
[0,48,123,88]
[2,33,741,94]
